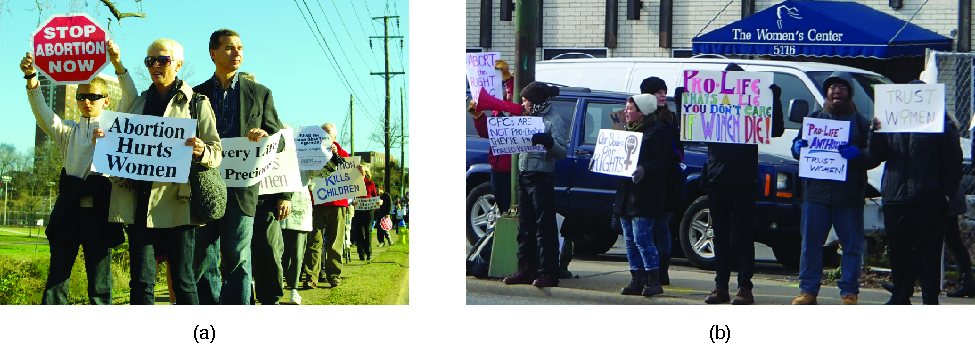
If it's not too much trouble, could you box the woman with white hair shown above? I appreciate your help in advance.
[94,38,222,305]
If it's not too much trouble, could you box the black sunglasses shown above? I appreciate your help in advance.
[144,56,173,67]
[76,93,108,101]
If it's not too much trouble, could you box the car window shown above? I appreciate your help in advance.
[465,94,479,137]
[807,71,893,118]
[582,100,626,144]
[550,98,578,144]
[773,72,818,130]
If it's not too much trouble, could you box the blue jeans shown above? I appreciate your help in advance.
[127,225,198,305]
[193,195,255,305]
[798,201,865,297]
[655,213,672,256]
[620,215,665,271]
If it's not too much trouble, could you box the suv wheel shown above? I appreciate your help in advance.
[679,196,717,270]
[466,182,499,245]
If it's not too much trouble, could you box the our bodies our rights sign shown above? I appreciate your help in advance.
[589,129,643,178]
[93,110,196,183]
[680,70,774,145]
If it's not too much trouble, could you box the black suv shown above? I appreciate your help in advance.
[466,86,807,269]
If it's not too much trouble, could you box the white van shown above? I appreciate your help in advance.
[537,57,895,236]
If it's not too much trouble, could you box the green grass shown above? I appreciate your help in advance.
[312,241,409,305]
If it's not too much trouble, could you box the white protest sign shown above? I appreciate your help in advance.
[798,117,850,181]
[487,116,546,155]
[589,129,643,177]
[311,156,367,205]
[258,128,305,195]
[356,196,381,211]
[295,126,333,170]
[93,110,196,183]
[874,84,945,133]
[219,132,282,187]
[680,70,774,145]
[466,52,503,103]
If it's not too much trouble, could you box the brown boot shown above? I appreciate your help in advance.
[503,263,534,285]
[642,270,664,296]
[704,285,730,304]
[732,287,754,305]
[620,270,645,295]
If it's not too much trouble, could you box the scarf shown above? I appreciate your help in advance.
[529,99,551,116]
[625,116,652,132]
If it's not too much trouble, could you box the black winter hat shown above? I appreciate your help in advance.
[724,63,745,71]
[521,81,560,104]
[640,76,667,95]
[822,71,855,98]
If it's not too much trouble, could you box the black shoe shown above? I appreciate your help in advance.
[704,285,730,304]
[620,270,645,295]
[532,274,559,288]
[659,254,671,286]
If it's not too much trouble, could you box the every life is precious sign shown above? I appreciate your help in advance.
[680,70,774,145]
[31,13,109,84]
[798,117,850,181]
[589,129,643,178]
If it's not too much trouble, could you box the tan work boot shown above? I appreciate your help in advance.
[841,294,858,305]
[791,292,818,305]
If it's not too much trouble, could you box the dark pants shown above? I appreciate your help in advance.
[945,215,973,273]
[352,210,374,259]
[886,200,947,305]
[252,199,284,304]
[517,172,560,276]
[491,168,512,213]
[708,184,756,290]
[127,224,198,305]
[282,229,307,290]
[42,234,113,305]
[376,224,392,245]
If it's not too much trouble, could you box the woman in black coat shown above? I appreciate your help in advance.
[614,91,681,297]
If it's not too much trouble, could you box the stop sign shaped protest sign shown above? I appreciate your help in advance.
[31,13,108,84]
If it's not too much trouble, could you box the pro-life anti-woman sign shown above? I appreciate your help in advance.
[798,117,850,181]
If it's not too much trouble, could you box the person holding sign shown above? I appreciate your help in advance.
[789,72,878,306]
[191,29,289,305]
[93,38,223,305]
[468,59,517,214]
[374,185,394,247]
[303,123,355,289]
[501,82,567,288]
[351,166,380,260]
[867,80,963,305]
[613,92,681,297]
[22,39,131,305]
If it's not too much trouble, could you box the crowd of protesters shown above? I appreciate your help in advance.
[467,60,975,305]
[22,29,405,305]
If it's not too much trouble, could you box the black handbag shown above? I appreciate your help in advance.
[187,93,227,223]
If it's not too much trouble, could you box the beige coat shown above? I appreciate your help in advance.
[108,74,222,228]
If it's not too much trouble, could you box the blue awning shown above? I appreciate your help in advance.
[692,1,952,58]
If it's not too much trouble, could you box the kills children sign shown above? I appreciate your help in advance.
[874,84,946,133]
[93,110,196,183]
[486,116,546,155]
[466,52,503,103]
[311,156,367,205]
[31,13,109,84]
[798,117,850,181]
[589,129,643,178]
[219,132,282,188]
[680,70,774,145]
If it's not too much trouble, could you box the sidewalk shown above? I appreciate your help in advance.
[468,259,975,305]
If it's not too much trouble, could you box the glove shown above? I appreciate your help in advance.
[468,100,483,119]
[838,145,860,160]
[531,132,554,149]
[769,84,782,97]
[792,139,808,156]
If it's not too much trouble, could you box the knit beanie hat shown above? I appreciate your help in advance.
[640,76,667,95]
[495,60,512,80]
[521,81,559,104]
[822,71,855,98]
[630,94,656,114]
[724,62,745,72]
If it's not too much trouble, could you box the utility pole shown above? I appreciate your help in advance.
[400,87,406,199]
[511,0,539,213]
[370,15,405,194]
[349,94,355,155]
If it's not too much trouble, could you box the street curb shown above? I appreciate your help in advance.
[391,267,410,305]
[466,278,700,305]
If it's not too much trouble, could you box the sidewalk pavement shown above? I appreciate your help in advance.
[468,259,975,305]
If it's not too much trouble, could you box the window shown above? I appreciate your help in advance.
[549,98,578,144]
[467,47,483,53]
[465,94,479,137]
[672,49,693,58]
[773,72,819,130]
[582,101,626,144]
[543,48,607,61]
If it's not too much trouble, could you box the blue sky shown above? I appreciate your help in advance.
[0,0,408,167]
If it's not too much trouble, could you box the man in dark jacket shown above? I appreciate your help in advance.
[700,63,784,305]
[192,29,289,305]
[868,80,963,305]
[790,72,878,305]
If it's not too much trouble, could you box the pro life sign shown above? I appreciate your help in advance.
[31,13,109,84]
[311,156,367,205]
[798,117,849,182]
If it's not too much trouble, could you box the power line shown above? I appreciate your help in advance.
[314,0,385,113]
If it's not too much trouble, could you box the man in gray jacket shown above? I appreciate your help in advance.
[502,81,568,288]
